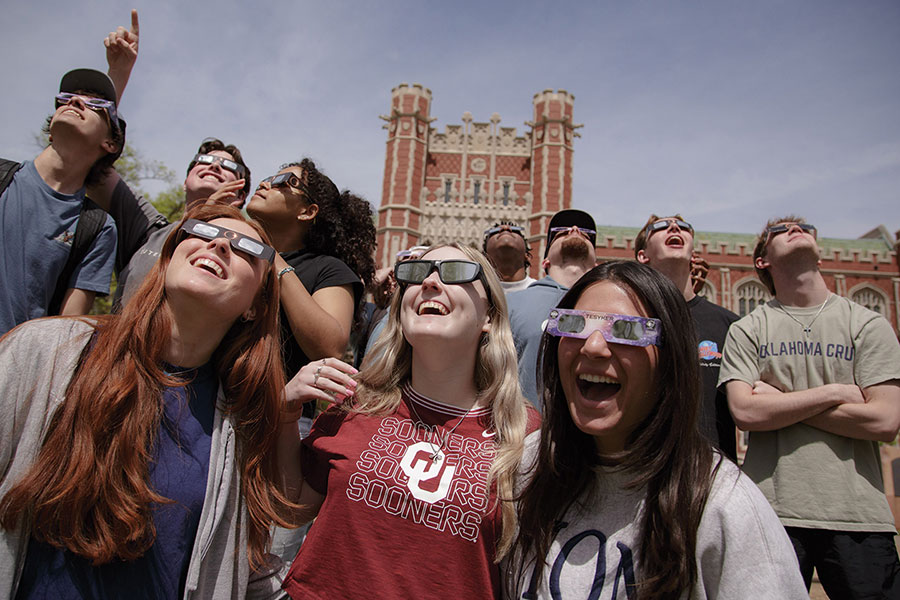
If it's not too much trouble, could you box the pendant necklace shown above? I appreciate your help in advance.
[408,399,474,463]
[779,294,831,336]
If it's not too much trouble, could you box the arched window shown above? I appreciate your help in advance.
[735,279,771,316]
[697,281,717,305]
[851,286,888,315]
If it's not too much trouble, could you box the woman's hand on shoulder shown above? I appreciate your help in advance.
[283,357,359,418]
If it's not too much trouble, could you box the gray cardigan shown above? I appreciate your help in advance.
[0,318,287,599]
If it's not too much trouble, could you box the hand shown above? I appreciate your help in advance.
[690,251,709,294]
[105,9,140,103]
[828,383,866,405]
[205,179,246,208]
[373,268,396,309]
[283,358,358,419]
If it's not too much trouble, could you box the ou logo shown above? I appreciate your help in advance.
[400,441,456,504]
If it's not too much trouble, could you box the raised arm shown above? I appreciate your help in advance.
[105,9,140,104]
[725,379,865,431]
[802,381,900,442]
[275,254,356,360]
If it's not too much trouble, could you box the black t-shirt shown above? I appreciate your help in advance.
[688,295,739,461]
[280,249,363,373]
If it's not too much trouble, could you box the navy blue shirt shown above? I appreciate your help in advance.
[17,362,217,600]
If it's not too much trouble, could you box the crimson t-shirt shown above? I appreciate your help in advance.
[282,382,539,599]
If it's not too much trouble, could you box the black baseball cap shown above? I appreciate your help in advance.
[544,209,596,257]
[59,69,118,106]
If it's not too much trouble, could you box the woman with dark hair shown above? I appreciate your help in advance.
[506,260,806,599]
[278,244,539,598]
[0,204,295,598]
[246,158,375,427]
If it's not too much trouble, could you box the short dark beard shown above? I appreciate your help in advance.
[559,236,592,263]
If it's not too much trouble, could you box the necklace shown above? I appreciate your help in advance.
[779,294,831,335]
[408,398,474,463]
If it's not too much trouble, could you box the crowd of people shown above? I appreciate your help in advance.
[0,9,898,600]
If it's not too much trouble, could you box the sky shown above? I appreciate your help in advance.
[2,1,899,240]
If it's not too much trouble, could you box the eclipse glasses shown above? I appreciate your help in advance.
[645,218,693,236]
[546,308,663,347]
[764,222,816,243]
[192,154,247,179]
[179,219,275,263]
[55,92,120,133]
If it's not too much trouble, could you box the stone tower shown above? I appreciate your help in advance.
[376,85,580,276]
[376,83,433,269]
[526,89,579,262]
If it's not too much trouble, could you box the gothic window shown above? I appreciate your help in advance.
[473,181,481,205]
[735,280,771,316]
[697,281,716,304]
[444,179,452,202]
[502,182,510,206]
[851,286,887,315]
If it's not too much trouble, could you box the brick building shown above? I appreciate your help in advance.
[375,83,579,268]
[374,84,900,333]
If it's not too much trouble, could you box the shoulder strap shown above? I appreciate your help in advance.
[0,159,24,198]
[48,197,107,315]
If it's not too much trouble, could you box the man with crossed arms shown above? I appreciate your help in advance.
[719,216,900,598]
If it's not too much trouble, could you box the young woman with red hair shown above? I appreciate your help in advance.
[0,204,295,598]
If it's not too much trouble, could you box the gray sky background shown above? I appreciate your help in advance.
[3,1,898,239]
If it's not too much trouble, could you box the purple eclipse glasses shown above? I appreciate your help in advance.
[546,308,663,347]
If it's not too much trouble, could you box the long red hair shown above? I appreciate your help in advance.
[0,204,294,567]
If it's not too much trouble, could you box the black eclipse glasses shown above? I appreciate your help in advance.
[260,172,306,193]
[645,218,694,237]
[192,153,247,179]
[179,219,275,263]
[395,259,484,285]
[394,259,492,302]
[484,224,525,238]
[764,222,816,243]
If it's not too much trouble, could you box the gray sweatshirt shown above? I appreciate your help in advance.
[0,318,286,599]
[507,434,808,598]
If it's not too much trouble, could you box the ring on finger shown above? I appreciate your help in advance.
[313,373,320,387]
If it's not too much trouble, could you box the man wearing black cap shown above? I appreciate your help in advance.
[0,68,123,336]
[507,209,597,408]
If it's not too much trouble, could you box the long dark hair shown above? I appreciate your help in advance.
[285,158,376,324]
[1,205,294,568]
[509,260,720,599]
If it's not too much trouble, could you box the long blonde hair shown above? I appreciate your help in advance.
[357,243,529,558]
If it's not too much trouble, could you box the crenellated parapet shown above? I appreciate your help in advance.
[429,120,531,156]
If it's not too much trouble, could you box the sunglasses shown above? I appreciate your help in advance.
[546,308,663,347]
[484,225,525,238]
[192,154,247,179]
[55,92,119,133]
[179,219,275,263]
[646,218,693,236]
[549,226,596,243]
[395,259,485,286]
[765,222,816,242]
[260,172,306,192]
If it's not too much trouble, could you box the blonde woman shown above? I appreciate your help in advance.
[278,244,538,598]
